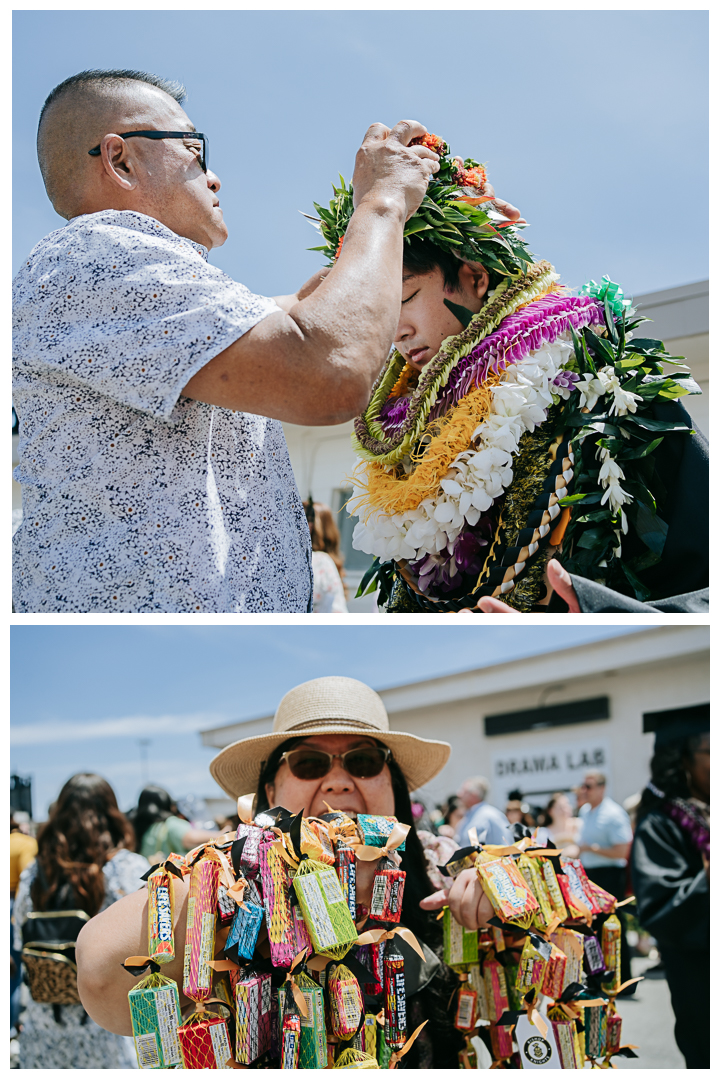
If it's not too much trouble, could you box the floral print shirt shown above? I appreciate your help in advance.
[12,210,312,612]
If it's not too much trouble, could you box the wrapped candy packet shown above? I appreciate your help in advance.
[540,942,567,1000]
[235,822,270,879]
[489,1022,514,1061]
[356,941,384,995]
[177,1011,234,1069]
[475,855,539,927]
[369,857,405,923]
[280,997,302,1070]
[482,956,509,1022]
[517,854,555,931]
[333,1048,379,1069]
[226,879,264,961]
[606,1011,622,1056]
[334,843,357,920]
[128,972,183,1069]
[443,908,479,966]
[551,1017,580,1067]
[549,927,584,991]
[292,859,358,958]
[234,970,272,1065]
[277,969,327,1069]
[559,859,599,918]
[454,983,478,1032]
[328,963,364,1039]
[183,858,220,1002]
[587,878,618,914]
[216,884,236,927]
[383,936,407,1048]
[583,1003,607,1058]
[258,840,303,968]
[147,867,176,965]
[303,817,336,865]
[515,934,547,996]
[584,933,606,976]
[538,859,568,924]
[601,915,622,992]
[357,814,406,851]
[352,1013,378,1058]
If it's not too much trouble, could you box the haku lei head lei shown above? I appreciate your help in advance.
[308,135,701,612]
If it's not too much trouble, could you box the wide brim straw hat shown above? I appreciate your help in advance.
[209,675,451,797]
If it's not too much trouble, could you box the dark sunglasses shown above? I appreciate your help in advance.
[279,746,392,781]
[88,130,209,172]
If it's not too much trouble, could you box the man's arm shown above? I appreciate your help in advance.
[182,120,440,426]
[579,842,631,861]
[76,877,191,1035]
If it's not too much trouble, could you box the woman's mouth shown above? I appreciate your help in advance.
[407,347,429,366]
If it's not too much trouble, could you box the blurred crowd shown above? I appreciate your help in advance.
[9,720,708,1069]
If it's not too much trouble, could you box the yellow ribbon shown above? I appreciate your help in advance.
[355,822,411,864]
[388,1019,428,1068]
[354,925,425,961]
[236,794,255,823]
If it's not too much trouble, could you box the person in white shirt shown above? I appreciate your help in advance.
[12,68,452,612]
[454,775,512,847]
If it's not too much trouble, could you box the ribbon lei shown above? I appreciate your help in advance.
[354,924,425,960]
[355,821,411,864]
[388,1019,428,1068]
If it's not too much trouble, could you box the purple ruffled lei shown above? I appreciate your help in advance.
[665,799,710,862]
[410,515,493,595]
[379,394,410,435]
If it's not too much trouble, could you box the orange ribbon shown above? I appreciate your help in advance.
[521,989,549,1040]
[236,794,255,824]
[354,821,411,865]
[284,949,310,1018]
[388,1020,429,1068]
[354,925,425,960]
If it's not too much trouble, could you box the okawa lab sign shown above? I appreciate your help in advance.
[491,738,611,805]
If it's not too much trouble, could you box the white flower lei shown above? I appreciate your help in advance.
[350,333,577,565]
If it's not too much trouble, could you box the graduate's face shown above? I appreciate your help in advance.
[685,732,710,802]
[393,262,490,370]
[265,734,395,819]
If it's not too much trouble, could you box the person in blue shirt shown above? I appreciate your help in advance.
[577,771,634,987]
[454,776,512,847]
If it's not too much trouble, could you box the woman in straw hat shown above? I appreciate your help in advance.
[75,676,494,1067]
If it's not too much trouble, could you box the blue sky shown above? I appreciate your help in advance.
[11,625,643,818]
[13,9,707,297]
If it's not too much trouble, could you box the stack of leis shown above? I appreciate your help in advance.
[349,274,700,611]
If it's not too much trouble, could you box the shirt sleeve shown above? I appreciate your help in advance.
[167,815,192,853]
[14,212,281,422]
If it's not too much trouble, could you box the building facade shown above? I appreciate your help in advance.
[200,626,709,814]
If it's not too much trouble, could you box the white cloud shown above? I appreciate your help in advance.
[11,711,232,746]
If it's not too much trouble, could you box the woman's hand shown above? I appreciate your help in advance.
[458,560,580,614]
[418,867,495,930]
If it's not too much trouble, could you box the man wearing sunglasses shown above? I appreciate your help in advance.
[14,68,484,613]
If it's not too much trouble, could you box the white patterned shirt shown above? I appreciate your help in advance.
[12,210,312,612]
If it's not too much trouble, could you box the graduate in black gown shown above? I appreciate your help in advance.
[631,706,710,1068]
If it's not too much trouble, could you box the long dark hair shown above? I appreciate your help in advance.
[255,739,465,1068]
[31,773,135,917]
[638,733,706,817]
[126,784,177,853]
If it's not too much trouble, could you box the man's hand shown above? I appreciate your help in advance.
[352,120,440,221]
[459,560,580,613]
[418,867,494,930]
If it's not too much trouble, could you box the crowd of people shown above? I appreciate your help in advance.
[9,682,708,1069]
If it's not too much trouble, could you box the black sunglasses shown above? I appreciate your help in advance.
[279,746,392,781]
[88,130,209,173]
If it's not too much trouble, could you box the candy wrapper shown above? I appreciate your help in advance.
[601,914,622,992]
[178,1012,234,1069]
[489,1022,514,1061]
[383,938,407,1048]
[606,1011,622,1056]
[147,868,176,965]
[278,969,327,1069]
[356,941,384,995]
[334,843,357,921]
[517,854,555,931]
[540,943,567,1000]
[558,859,598,919]
[475,856,539,928]
[357,814,406,851]
[280,997,302,1070]
[328,963,364,1039]
[352,1013,378,1058]
[482,956,509,1022]
[292,859,358,958]
[303,818,335,865]
[226,880,264,961]
[587,878,618,914]
[235,822,269,879]
[583,1003,607,1058]
[503,963,523,1011]
[217,884,236,927]
[551,1017,580,1067]
[549,928,584,991]
[515,935,547,996]
[183,858,220,1002]
[369,857,405,923]
[443,907,479,966]
[333,1048,379,1069]
[584,933,606,976]
[454,984,478,1032]
[258,839,305,968]
[128,972,183,1069]
[234,970,272,1065]
[539,859,568,924]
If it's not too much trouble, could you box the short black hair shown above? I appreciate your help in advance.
[38,69,187,131]
[403,235,505,292]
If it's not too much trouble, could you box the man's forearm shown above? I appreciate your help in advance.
[584,842,631,860]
